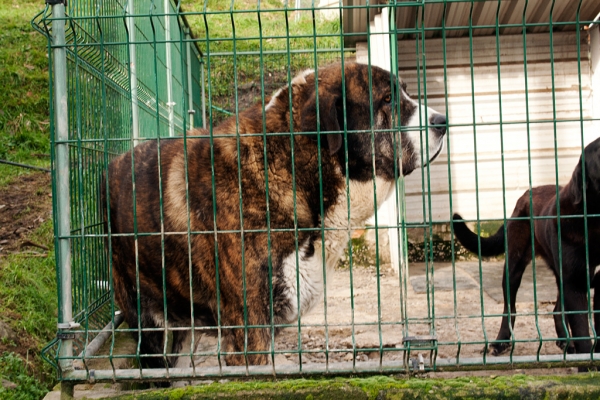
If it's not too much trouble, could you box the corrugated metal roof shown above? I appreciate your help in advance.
[343,0,600,44]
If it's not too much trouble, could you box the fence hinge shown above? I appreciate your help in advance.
[56,321,80,340]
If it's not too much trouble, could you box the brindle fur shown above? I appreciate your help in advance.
[103,63,446,370]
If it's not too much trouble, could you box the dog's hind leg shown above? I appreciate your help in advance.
[552,298,575,353]
[554,243,594,355]
[135,310,169,370]
[593,271,600,352]
[489,220,532,356]
[562,283,593,354]
[114,276,170,371]
[490,255,530,355]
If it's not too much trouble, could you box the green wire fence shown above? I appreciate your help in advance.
[33,0,600,385]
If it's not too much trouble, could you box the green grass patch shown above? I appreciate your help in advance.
[0,220,57,397]
[0,352,49,400]
[0,163,50,188]
[183,0,343,122]
[0,220,56,344]
[111,373,600,400]
[476,220,504,238]
[338,235,376,269]
[0,0,51,185]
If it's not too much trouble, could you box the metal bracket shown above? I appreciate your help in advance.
[46,0,67,5]
[402,335,437,348]
[188,109,196,115]
[56,332,76,340]
[57,321,81,329]
[403,336,436,373]
[57,321,80,340]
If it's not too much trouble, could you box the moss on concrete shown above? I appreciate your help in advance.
[106,373,600,400]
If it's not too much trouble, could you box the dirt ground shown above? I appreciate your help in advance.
[0,167,575,373]
[0,172,52,255]
[0,171,576,373]
[0,171,53,359]
[291,259,568,364]
[176,259,570,371]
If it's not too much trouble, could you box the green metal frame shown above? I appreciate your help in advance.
[33,0,600,384]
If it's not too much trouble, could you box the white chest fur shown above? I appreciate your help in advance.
[277,177,394,323]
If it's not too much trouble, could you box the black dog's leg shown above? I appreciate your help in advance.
[554,242,594,356]
[549,254,570,352]
[594,272,600,353]
[562,284,593,355]
[488,218,534,356]
[552,297,575,353]
[490,254,530,355]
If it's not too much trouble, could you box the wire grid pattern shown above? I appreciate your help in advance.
[34,0,600,383]
[33,0,203,374]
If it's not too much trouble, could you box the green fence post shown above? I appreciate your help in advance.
[50,0,74,374]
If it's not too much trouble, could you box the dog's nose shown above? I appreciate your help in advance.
[430,113,447,137]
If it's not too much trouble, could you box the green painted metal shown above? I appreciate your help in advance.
[33,0,600,384]
[34,0,204,378]
[50,0,74,374]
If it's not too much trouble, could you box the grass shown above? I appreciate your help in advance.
[112,373,600,400]
[0,221,56,344]
[0,220,57,398]
[0,0,51,187]
[183,0,343,121]
[0,1,57,398]
[338,235,376,269]
[0,352,50,400]
[0,1,342,398]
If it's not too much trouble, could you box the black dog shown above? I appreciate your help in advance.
[453,136,600,356]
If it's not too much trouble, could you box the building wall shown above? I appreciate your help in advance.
[359,31,595,224]
[591,24,600,136]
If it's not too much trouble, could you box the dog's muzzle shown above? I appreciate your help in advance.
[429,113,447,138]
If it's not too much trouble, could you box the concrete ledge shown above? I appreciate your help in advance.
[45,373,600,400]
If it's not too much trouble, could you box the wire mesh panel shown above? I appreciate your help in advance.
[34,0,600,385]
[34,0,204,378]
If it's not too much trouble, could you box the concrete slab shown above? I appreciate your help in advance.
[410,265,479,293]
[409,261,560,304]
[459,261,558,303]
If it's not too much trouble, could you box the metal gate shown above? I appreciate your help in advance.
[35,0,600,385]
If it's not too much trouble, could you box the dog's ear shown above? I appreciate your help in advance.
[300,88,343,155]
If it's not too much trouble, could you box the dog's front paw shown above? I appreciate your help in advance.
[481,342,511,356]
[224,352,269,366]
[555,340,576,354]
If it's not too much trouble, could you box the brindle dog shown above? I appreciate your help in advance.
[103,62,447,370]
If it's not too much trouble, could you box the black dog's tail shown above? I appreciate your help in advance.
[452,213,506,257]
